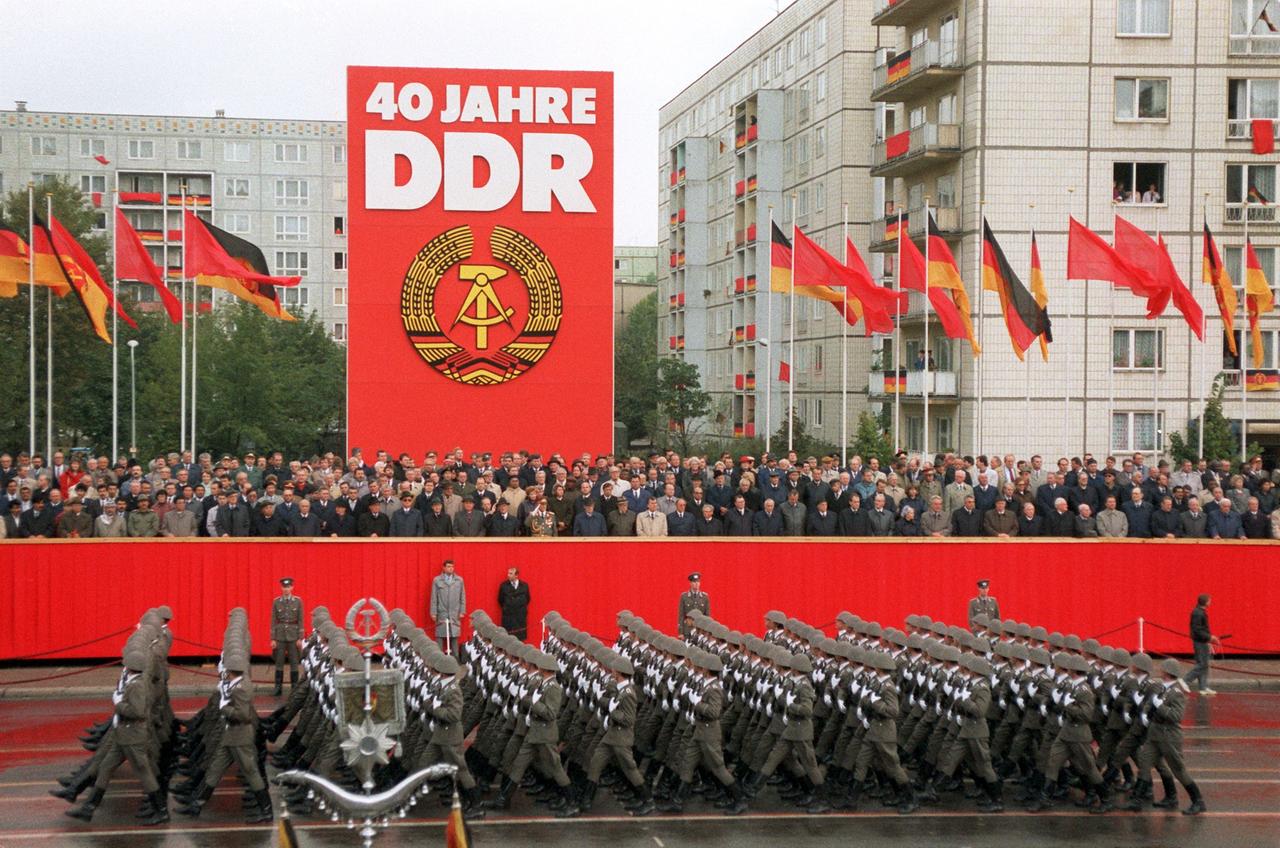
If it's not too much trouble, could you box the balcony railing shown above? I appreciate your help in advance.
[1230,33,1280,56]
[868,205,958,251]
[871,39,963,101]
[1228,118,1278,140]
[868,369,957,397]
[871,123,962,176]
[1225,203,1278,224]
[871,0,949,27]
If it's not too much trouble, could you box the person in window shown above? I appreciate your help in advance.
[1141,183,1161,204]
[1113,182,1124,203]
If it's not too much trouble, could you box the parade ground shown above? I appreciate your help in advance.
[2,671,1277,848]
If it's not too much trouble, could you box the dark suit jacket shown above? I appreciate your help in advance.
[253,511,288,537]
[216,505,251,537]
[723,508,754,536]
[806,509,838,536]
[487,513,520,537]
[751,509,784,536]
[328,512,357,537]
[972,485,999,513]
[1043,510,1075,537]
[19,508,54,538]
[949,508,982,537]
[1242,510,1270,539]
[1179,510,1208,538]
[1150,508,1182,538]
[356,511,391,537]
[837,508,873,536]
[452,509,486,537]
[1121,500,1154,538]
[497,580,531,633]
[667,511,697,536]
[390,508,425,537]
[1035,485,1065,516]
[694,516,723,536]
[1017,514,1043,537]
[288,512,323,537]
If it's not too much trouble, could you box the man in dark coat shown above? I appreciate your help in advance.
[497,567,531,640]
[949,496,983,537]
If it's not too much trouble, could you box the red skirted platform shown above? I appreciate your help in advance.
[1,538,1277,661]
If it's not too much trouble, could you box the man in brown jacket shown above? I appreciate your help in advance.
[57,498,94,538]
[981,497,1018,537]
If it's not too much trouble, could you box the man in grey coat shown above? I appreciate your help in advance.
[390,495,425,537]
[920,496,951,537]
[94,499,129,537]
[780,489,807,536]
[867,494,895,536]
[161,497,200,537]
[452,499,486,537]
[1095,496,1129,538]
[430,560,466,656]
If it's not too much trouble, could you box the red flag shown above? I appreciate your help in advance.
[778,361,791,383]
[1156,234,1204,340]
[1253,119,1275,155]
[35,213,136,343]
[1067,216,1169,318]
[845,237,909,333]
[184,211,298,319]
[93,154,110,165]
[899,225,975,348]
[115,209,182,323]
[791,226,903,334]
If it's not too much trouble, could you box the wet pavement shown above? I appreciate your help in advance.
[2,694,1277,848]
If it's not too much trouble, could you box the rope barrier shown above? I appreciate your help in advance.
[1143,646,1280,680]
[2,626,135,661]
[1086,620,1136,640]
[170,635,224,652]
[1144,619,1276,655]
[0,659,122,686]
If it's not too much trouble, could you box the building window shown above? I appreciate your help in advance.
[274,250,310,278]
[275,215,309,241]
[906,416,923,452]
[334,251,347,270]
[127,139,154,159]
[176,140,203,160]
[787,39,796,67]
[332,179,347,201]
[30,136,56,156]
[1229,79,1280,138]
[281,285,309,307]
[1112,411,1165,452]
[333,215,345,236]
[1115,77,1169,120]
[1227,163,1277,219]
[223,141,250,162]
[814,125,826,159]
[274,142,308,163]
[332,322,347,341]
[1112,162,1166,203]
[815,181,825,212]
[1112,328,1165,370]
[1224,245,1277,296]
[816,70,827,102]
[333,286,348,306]
[225,177,250,198]
[798,188,810,216]
[79,138,105,158]
[223,213,250,234]
[812,398,824,428]
[935,417,954,452]
[1231,0,1280,54]
[799,135,810,163]
[816,15,827,46]
[800,27,811,57]
[1117,0,1170,36]
[333,144,346,164]
[274,178,310,206]
[773,47,783,78]
[92,212,107,231]
[909,106,927,128]
[937,175,957,208]
[80,175,106,194]
[937,94,958,125]
[32,173,57,187]
[1226,328,1279,369]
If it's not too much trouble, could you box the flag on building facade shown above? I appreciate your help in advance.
[184,211,297,320]
[981,220,1050,360]
[1246,239,1275,368]
[778,360,791,383]
[1253,119,1276,155]
[1029,233,1051,361]
[1203,223,1237,356]
[115,209,182,323]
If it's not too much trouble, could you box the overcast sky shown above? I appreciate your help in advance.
[2,0,790,245]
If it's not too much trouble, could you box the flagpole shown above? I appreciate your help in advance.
[1068,186,1083,459]
[1153,212,1161,467]
[975,199,985,456]
[788,193,796,453]
[189,198,198,461]
[1198,194,1209,461]
[923,196,931,459]
[45,194,54,461]
[1026,205,1035,429]
[179,185,188,455]
[894,210,902,454]
[111,186,119,463]
[27,183,36,460]
[841,201,849,467]
[765,205,774,455]
[1242,200,1250,462]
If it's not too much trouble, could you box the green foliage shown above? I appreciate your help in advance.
[770,409,839,460]
[850,410,894,467]
[0,182,346,459]
[613,291,658,442]
[657,358,712,455]
[1168,377,1256,464]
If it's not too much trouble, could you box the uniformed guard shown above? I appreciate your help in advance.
[677,573,710,637]
[1127,659,1205,815]
[271,577,304,696]
[967,580,1000,632]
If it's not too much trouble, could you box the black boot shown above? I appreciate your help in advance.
[896,783,918,815]
[1089,782,1114,814]
[136,791,156,818]
[629,784,655,817]
[1125,779,1150,812]
[485,777,515,811]
[142,791,169,825]
[554,785,580,818]
[1182,782,1206,816]
[463,787,487,819]
[837,778,862,811]
[273,671,283,697]
[246,789,273,823]
[807,780,832,814]
[724,781,748,815]
[50,771,94,803]
[176,785,214,816]
[65,788,105,821]
[657,780,690,813]
[577,781,598,813]
[1153,774,1179,809]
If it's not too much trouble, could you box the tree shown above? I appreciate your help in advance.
[1168,377,1261,464]
[657,358,711,455]
[770,409,839,461]
[614,291,658,443]
[850,410,894,467]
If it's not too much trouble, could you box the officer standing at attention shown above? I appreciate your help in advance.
[677,572,710,637]
[270,577,304,696]
[968,579,1000,632]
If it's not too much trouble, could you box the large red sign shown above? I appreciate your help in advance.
[346,67,614,458]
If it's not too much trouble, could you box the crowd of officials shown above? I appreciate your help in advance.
[2,446,1279,540]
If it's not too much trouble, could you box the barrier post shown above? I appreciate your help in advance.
[1138,617,1144,654]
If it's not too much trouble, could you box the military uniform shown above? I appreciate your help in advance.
[967,581,1000,631]
[271,578,304,695]
[677,575,710,637]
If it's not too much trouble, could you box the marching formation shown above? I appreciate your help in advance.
[48,600,1206,829]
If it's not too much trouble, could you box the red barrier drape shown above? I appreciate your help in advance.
[1,538,1278,660]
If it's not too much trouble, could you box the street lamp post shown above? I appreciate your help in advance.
[127,340,139,456]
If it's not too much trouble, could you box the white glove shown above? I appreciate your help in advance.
[1062,694,1074,707]
[1015,697,1025,710]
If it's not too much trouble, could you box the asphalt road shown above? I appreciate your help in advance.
[2,693,1277,848]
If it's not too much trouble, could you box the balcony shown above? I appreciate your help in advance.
[1230,33,1280,56]
[871,123,962,178]
[1225,203,1278,224]
[871,0,952,27]
[1228,118,1278,141]
[867,369,957,397]
[868,204,959,253]
[871,39,964,103]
